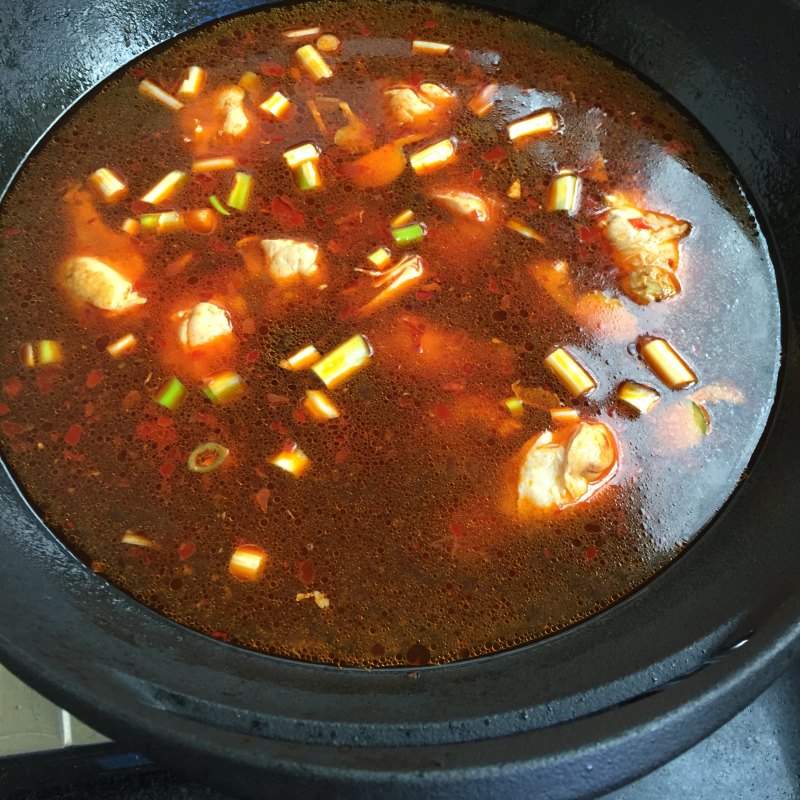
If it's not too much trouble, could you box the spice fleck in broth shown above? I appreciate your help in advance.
[0,0,780,666]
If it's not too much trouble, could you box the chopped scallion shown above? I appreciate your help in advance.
[139,211,184,234]
[507,110,559,142]
[260,91,293,120]
[503,397,525,418]
[269,442,310,477]
[176,65,206,99]
[390,209,414,228]
[506,218,546,243]
[188,441,229,473]
[282,25,322,39]
[192,156,237,172]
[295,44,332,81]
[106,334,137,357]
[412,40,452,55]
[154,376,186,410]
[208,195,231,216]
[121,217,140,236]
[303,389,340,421]
[228,544,269,581]
[20,343,35,368]
[359,255,425,315]
[366,247,392,270]
[690,400,711,435]
[203,370,243,404]
[550,407,580,426]
[295,159,322,191]
[141,170,187,205]
[546,171,582,215]
[88,167,128,203]
[279,344,321,371]
[544,347,596,398]
[391,222,426,245]
[311,334,373,389]
[283,142,320,168]
[638,337,697,390]
[121,531,156,548]
[409,138,457,175]
[617,381,660,414]
[227,172,252,211]
[37,340,63,366]
[138,79,184,111]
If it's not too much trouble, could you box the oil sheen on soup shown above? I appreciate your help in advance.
[0,0,780,667]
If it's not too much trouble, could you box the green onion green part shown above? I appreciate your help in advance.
[209,195,231,216]
[37,340,63,365]
[203,370,244,404]
[139,213,161,231]
[155,376,187,410]
[226,172,252,211]
[187,441,229,473]
[690,400,710,436]
[391,222,426,245]
[295,160,321,191]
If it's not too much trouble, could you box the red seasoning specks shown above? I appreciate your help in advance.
[64,423,82,447]
[86,370,104,389]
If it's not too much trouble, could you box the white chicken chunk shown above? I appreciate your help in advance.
[217,86,249,137]
[601,194,691,304]
[517,421,617,513]
[176,301,232,349]
[428,189,490,222]
[63,256,146,312]
[261,239,319,283]
[384,87,434,125]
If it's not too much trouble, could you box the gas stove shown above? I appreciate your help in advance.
[3,659,799,799]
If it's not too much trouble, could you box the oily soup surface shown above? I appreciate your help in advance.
[0,0,780,666]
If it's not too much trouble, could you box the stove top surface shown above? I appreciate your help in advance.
[4,658,800,799]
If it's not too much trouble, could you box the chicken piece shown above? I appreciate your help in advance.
[600,194,691,304]
[63,256,146,312]
[563,422,616,499]
[62,184,146,282]
[385,87,435,125]
[428,189,490,223]
[176,301,232,350]
[262,239,319,283]
[516,420,617,513]
[217,86,250,137]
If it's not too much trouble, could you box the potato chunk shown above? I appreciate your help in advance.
[517,420,617,513]
[261,239,319,283]
[63,256,146,312]
[176,301,232,349]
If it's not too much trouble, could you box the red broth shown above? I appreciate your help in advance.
[0,0,780,666]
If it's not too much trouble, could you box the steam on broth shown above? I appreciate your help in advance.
[0,0,780,667]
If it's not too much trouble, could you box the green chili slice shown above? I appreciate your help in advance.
[188,442,229,473]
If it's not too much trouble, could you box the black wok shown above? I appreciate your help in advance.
[1,1,799,798]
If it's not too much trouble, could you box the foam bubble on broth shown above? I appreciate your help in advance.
[0,0,780,667]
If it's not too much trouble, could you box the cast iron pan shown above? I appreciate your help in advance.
[1,1,799,798]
